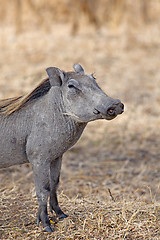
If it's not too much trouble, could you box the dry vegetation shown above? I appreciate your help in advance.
[0,0,160,239]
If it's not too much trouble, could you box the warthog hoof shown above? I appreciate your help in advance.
[44,226,54,232]
[58,213,68,220]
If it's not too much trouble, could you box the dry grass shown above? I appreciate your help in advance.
[0,1,160,239]
[0,189,160,239]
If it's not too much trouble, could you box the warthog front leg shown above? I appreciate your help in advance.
[31,160,53,232]
[49,156,68,219]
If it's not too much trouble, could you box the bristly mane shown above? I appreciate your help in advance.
[0,78,51,116]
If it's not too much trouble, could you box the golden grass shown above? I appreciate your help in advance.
[0,189,159,239]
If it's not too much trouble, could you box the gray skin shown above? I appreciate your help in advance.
[0,64,124,232]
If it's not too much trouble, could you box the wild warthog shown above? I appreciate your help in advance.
[0,64,124,232]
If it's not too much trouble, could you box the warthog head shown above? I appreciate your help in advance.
[47,63,124,123]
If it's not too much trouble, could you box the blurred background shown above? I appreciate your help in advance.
[0,0,160,238]
[0,0,160,89]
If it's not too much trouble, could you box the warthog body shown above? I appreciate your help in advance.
[0,64,124,232]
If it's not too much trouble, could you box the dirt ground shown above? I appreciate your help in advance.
[0,20,160,239]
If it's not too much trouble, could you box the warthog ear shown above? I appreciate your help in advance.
[73,63,85,74]
[46,67,64,86]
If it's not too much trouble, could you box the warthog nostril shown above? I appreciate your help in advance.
[107,102,124,116]
[107,107,115,116]
[107,108,115,115]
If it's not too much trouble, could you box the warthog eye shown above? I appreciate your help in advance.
[68,83,75,89]
[68,79,81,92]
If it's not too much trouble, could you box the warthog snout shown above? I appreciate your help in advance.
[107,101,124,116]
[94,100,124,120]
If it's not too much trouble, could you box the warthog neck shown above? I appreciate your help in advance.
[49,88,87,147]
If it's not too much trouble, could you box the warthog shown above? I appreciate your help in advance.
[0,64,124,232]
